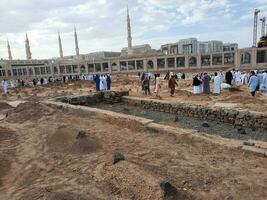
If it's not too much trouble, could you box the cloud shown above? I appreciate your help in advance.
[0,0,266,59]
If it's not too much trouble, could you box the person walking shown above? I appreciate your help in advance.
[155,73,161,98]
[248,71,259,97]
[168,75,177,97]
[142,76,151,95]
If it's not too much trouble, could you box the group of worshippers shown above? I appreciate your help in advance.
[192,69,267,97]
[1,79,26,96]
[94,74,111,91]
[164,70,185,81]
[193,73,221,95]
[139,72,162,97]
[247,70,267,96]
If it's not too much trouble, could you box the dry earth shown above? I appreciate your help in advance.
[0,74,266,200]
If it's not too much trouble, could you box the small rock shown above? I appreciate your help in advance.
[243,141,255,146]
[160,181,177,197]
[5,113,8,118]
[76,131,87,139]
[112,153,125,164]
[238,128,246,135]
[174,116,179,122]
[202,122,210,128]
[57,160,63,165]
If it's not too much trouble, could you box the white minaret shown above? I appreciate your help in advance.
[58,32,64,59]
[7,40,12,60]
[25,33,32,60]
[74,26,80,56]
[127,5,132,49]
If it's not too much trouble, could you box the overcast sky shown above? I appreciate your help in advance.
[0,0,267,59]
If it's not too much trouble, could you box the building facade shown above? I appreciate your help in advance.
[0,47,266,80]
[161,38,238,55]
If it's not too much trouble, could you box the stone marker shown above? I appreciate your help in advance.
[76,131,87,139]
[160,180,177,197]
[112,153,125,165]
[174,116,179,122]
[243,141,255,146]
[202,122,210,128]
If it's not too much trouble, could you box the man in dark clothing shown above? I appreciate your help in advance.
[107,75,111,90]
[142,76,151,95]
[94,74,100,92]
[181,72,185,80]
[168,76,178,97]
[202,73,211,94]
[225,71,233,85]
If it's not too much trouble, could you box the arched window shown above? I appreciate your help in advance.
[147,60,154,70]
[111,63,118,72]
[189,56,197,67]
[241,52,251,64]
[80,65,86,73]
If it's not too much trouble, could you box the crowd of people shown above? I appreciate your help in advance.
[1,73,112,96]
[138,71,186,98]
[137,69,267,98]
[192,69,267,97]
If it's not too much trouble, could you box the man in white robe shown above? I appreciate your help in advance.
[219,71,224,84]
[2,79,7,96]
[213,72,221,95]
[260,71,267,96]
[44,77,48,85]
[235,70,242,86]
[10,80,15,88]
[103,75,107,90]
[99,75,105,91]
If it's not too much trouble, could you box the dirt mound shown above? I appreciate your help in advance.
[6,101,55,123]
[0,102,13,110]
[0,127,16,187]
[47,127,102,155]
[19,188,89,200]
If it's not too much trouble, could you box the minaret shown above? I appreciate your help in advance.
[127,5,132,49]
[58,32,64,59]
[7,40,12,60]
[74,26,80,56]
[25,33,32,60]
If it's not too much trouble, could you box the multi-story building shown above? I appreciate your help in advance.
[177,38,198,54]
[161,39,237,55]
[223,43,238,52]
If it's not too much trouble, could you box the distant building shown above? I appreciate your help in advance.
[83,52,121,59]
[178,38,198,54]
[161,38,238,55]
[121,44,157,56]
[223,43,238,52]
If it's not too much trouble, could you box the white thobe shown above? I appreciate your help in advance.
[213,75,221,94]
[2,80,7,95]
[10,80,15,88]
[235,72,242,85]
[100,77,105,90]
[103,76,107,90]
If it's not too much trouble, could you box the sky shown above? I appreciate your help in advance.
[0,0,267,59]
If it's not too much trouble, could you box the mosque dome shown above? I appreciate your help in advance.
[258,36,267,47]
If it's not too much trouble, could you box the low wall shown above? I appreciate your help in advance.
[54,91,129,105]
[122,97,267,130]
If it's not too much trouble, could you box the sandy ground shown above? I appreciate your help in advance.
[0,75,266,199]
[1,74,266,113]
